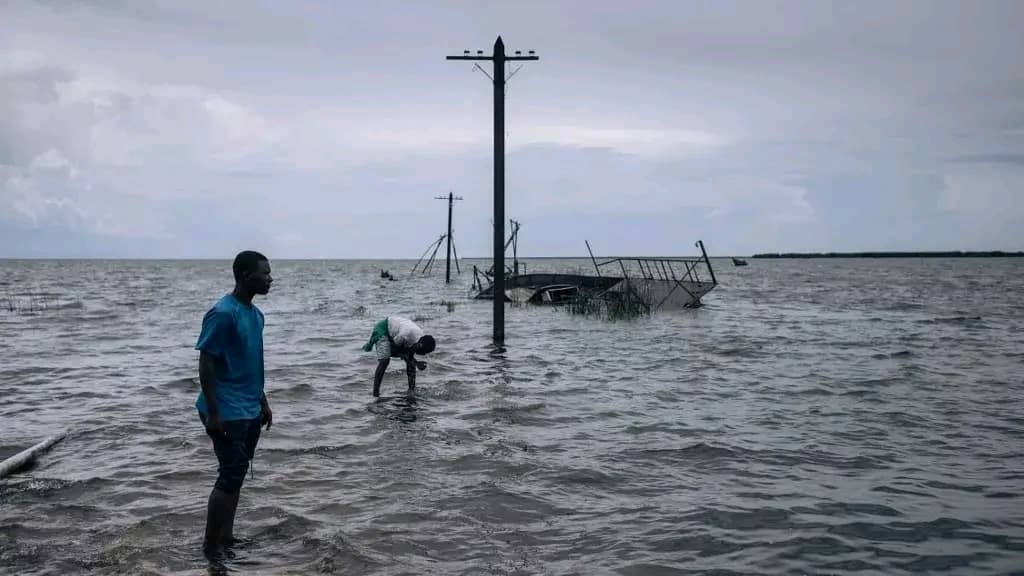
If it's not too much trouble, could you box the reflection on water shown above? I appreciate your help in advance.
[369,395,422,424]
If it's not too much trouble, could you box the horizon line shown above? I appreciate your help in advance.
[3,250,1024,261]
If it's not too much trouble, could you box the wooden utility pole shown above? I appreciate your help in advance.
[447,36,538,346]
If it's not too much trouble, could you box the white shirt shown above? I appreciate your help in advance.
[387,316,424,348]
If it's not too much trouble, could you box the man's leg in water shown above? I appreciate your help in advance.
[373,338,393,397]
[204,418,259,555]
[222,418,261,545]
[220,489,241,544]
[204,488,232,556]
[373,359,389,397]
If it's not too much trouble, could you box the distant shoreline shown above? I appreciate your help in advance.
[752,251,1024,259]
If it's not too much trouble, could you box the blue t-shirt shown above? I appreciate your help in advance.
[195,294,265,421]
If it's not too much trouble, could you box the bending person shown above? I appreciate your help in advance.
[362,315,435,397]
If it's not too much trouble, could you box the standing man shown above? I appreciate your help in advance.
[195,250,274,559]
[362,315,436,397]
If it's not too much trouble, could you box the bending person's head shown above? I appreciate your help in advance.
[415,335,436,355]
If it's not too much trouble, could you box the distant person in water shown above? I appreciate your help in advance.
[362,315,436,397]
[194,250,274,559]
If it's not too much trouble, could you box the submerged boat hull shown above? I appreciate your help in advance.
[474,273,715,310]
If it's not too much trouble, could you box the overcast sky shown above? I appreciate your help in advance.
[2,0,1022,258]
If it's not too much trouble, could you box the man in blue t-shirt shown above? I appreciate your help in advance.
[195,250,274,559]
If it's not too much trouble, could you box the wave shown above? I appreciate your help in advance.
[919,315,984,324]
[872,350,914,359]
[635,442,740,462]
[162,377,198,391]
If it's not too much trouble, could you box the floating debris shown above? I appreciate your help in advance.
[0,433,66,479]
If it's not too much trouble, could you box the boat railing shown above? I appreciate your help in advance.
[592,256,716,286]
[590,240,717,287]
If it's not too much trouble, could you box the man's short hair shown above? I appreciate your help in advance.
[233,250,268,283]
[418,335,436,354]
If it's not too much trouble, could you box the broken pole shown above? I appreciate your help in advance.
[586,240,602,277]
[697,240,717,285]
[510,219,521,276]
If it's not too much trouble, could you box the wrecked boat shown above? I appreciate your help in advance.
[472,241,718,310]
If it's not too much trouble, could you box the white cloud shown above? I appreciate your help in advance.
[1,164,86,229]
[202,94,281,162]
[29,148,75,176]
[515,125,726,155]
[940,166,1022,217]
[52,75,280,169]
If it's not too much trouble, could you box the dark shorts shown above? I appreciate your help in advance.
[200,415,262,494]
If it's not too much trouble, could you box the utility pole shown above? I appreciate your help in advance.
[447,36,538,346]
[434,191,464,283]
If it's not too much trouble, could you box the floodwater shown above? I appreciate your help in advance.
[1,257,1022,575]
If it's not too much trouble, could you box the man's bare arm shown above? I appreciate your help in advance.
[199,351,224,436]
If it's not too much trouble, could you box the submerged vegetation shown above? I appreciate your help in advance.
[567,282,652,321]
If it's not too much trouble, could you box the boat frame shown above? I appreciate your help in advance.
[472,241,718,310]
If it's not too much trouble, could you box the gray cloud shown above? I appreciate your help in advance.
[2,0,1023,257]
[949,154,1024,165]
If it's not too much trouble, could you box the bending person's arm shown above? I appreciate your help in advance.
[402,350,417,393]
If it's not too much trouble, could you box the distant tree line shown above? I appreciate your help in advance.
[752,251,1024,258]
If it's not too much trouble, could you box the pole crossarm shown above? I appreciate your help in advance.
[446,56,539,61]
